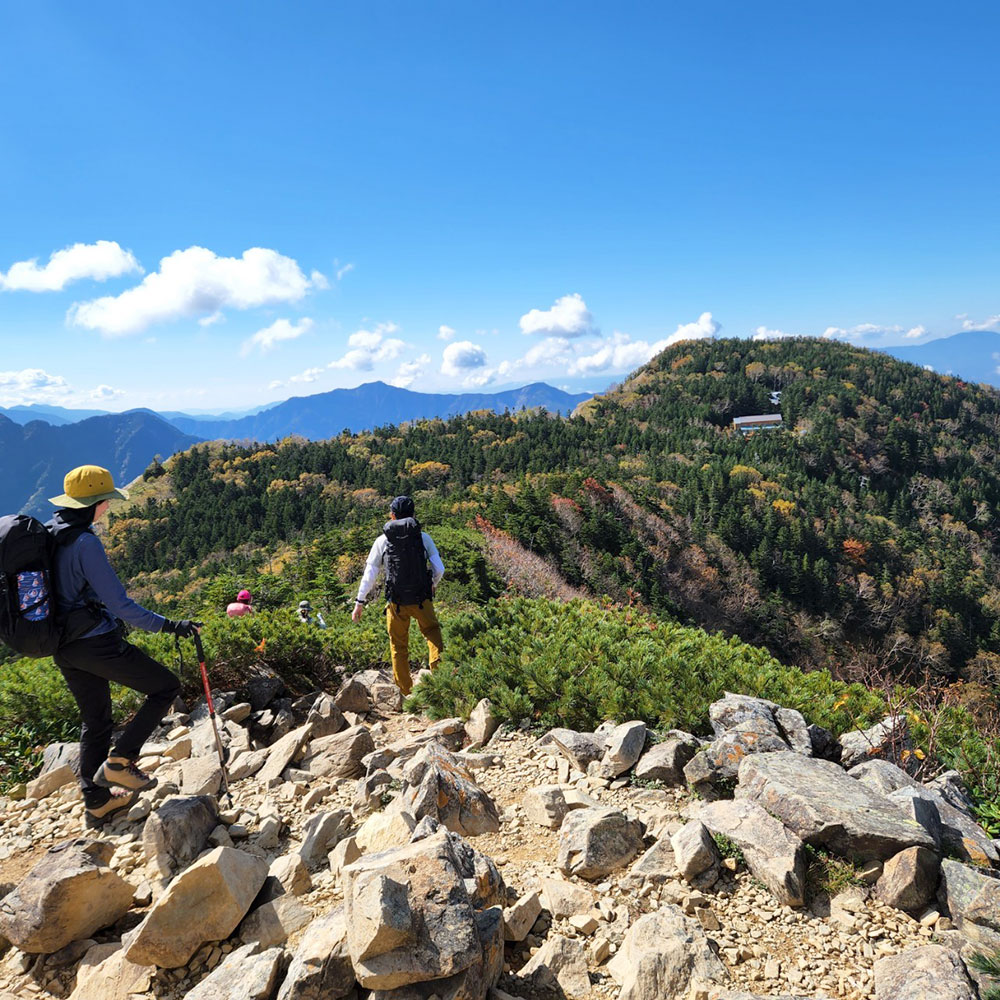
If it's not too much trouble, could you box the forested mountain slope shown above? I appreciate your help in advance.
[107,337,1000,683]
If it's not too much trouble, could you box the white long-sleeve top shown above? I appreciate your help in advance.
[355,531,445,605]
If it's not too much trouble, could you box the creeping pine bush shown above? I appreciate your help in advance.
[406,597,886,736]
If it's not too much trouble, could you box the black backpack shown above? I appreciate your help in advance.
[383,517,433,606]
[0,514,63,657]
[0,514,99,658]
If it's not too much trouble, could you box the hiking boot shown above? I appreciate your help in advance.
[85,787,139,828]
[94,755,157,792]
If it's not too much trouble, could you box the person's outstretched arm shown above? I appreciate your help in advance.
[352,535,386,620]
[77,533,167,632]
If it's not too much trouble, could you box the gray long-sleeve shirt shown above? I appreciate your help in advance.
[49,519,166,638]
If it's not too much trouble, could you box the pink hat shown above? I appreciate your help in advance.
[237,590,252,602]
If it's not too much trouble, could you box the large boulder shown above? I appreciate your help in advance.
[521,785,597,829]
[305,692,347,737]
[299,809,352,865]
[873,944,977,999]
[699,799,807,907]
[341,830,502,992]
[67,942,154,1000]
[875,847,940,915]
[557,807,644,880]
[26,763,76,800]
[683,727,790,799]
[187,943,285,1000]
[0,840,133,954]
[466,699,500,746]
[239,893,312,948]
[276,905,355,1000]
[517,934,591,996]
[547,728,605,772]
[840,714,911,769]
[937,858,1000,951]
[597,721,647,778]
[257,723,314,784]
[398,744,499,836]
[606,905,728,1000]
[301,725,376,779]
[670,821,721,885]
[538,878,595,919]
[850,759,999,866]
[124,846,268,968]
[142,795,219,878]
[736,752,936,861]
[634,731,700,785]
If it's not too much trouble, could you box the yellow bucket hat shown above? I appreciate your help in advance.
[49,465,129,508]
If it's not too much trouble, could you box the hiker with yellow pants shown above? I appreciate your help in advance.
[351,495,445,695]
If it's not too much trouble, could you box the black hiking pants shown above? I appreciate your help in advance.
[54,629,181,804]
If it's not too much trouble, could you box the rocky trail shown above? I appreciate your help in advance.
[0,670,998,1000]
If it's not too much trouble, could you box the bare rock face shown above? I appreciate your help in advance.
[684,727,790,799]
[276,905,355,1000]
[67,942,155,1000]
[539,878,595,919]
[736,752,936,861]
[0,840,134,954]
[178,756,224,796]
[124,846,268,968]
[334,676,372,714]
[633,731,700,785]
[355,806,417,854]
[398,744,500,837]
[301,725,376,780]
[503,891,542,942]
[342,830,502,993]
[142,795,219,878]
[26,763,76,800]
[699,799,807,907]
[606,905,728,1000]
[557,807,644,881]
[873,944,977,1000]
[239,893,312,948]
[875,847,940,915]
[187,943,285,1000]
[937,858,1000,951]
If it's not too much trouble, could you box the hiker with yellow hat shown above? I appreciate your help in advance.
[47,465,199,827]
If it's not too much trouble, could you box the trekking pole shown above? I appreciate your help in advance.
[192,630,232,805]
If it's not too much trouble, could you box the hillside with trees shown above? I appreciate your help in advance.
[105,337,1000,685]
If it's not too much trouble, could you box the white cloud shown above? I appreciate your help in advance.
[290,367,324,384]
[0,241,141,292]
[822,322,926,342]
[961,314,1000,331]
[241,317,314,356]
[519,293,596,338]
[198,311,225,327]
[663,311,721,347]
[335,261,354,281]
[91,384,125,400]
[752,326,799,341]
[569,332,672,375]
[68,246,315,336]
[328,322,405,371]
[0,368,72,405]
[441,340,488,377]
[391,354,432,388]
[310,269,331,290]
[437,325,456,341]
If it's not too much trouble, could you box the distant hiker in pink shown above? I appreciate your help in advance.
[227,589,253,618]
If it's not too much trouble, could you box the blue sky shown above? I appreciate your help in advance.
[1,2,999,411]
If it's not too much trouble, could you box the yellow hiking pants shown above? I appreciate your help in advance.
[385,600,443,695]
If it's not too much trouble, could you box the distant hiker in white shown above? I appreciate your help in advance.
[352,495,445,695]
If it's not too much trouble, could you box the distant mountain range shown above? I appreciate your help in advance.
[1,412,200,518]
[1,381,593,516]
[881,330,1000,387]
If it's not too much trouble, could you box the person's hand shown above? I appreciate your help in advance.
[164,619,201,638]
[351,602,364,622]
